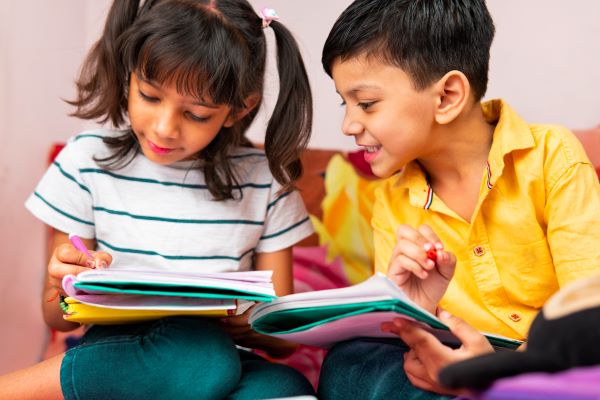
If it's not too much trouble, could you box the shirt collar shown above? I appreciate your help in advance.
[395,99,535,190]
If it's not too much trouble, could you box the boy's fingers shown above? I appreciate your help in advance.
[435,251,456,281]
[438,311,492,353]
[389,255,429,279]
[417,224,441,246]
[392,318,443,353]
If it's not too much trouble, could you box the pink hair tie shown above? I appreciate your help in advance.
[260,7,279,28]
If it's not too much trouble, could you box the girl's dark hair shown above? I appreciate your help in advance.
[68,0,312,200]
[322,0,495,101]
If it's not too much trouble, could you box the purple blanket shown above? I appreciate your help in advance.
[463,366,600,400]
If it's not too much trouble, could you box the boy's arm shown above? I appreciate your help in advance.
[381,310,494,395]
[545,162,600,286]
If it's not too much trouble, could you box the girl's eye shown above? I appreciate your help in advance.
[358,101,375,110]
[138,90,159,103]
[185,111,209,123]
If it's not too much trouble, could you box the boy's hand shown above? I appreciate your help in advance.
[387,224,456,313]
[47,243,112,296]
[381,310,494,395]
[218,306,297,358]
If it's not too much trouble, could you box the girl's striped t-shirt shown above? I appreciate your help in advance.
[26,130,314,273]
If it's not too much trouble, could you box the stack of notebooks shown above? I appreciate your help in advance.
[249,273,523,350]
[61,269,276,324]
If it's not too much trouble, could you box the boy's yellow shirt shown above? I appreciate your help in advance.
[373,99,600,340]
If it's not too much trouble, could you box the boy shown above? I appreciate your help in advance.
[317,0,600,398]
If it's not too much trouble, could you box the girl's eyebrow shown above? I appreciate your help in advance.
[140,77,219,109]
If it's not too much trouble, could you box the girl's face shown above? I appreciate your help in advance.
[128,73,236,165]
[331,55,438,178]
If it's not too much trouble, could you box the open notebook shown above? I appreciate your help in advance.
[249,273,523,350]
[61,269,274,324]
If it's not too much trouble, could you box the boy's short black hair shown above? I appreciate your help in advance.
[322,0,495,101]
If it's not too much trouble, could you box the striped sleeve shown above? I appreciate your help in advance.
[255,180,314,253]
[25,137,96,238]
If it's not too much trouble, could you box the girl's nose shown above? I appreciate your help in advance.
[153,107,180,139]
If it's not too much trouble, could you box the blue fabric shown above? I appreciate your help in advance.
[317,338,452,400]
[60,317,314,400]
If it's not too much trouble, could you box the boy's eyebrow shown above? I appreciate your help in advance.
[140,77,219,108]
[337,84,382,96]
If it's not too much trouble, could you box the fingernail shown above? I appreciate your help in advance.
[439,310,452,319]
[85,259,96,268]
[434,242,444,250]
[96,260,108,269]
[423,243,433,251]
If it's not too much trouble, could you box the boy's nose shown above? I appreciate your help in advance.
[342,115,364,137]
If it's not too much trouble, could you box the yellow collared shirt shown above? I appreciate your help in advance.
[373,99,600,340]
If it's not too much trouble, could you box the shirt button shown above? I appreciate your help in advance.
[473,246,485,256]
[510,313,521,322]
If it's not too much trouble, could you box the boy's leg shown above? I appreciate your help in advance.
[227,350,316,400]
[61,317,241,400]
[317,338,452,400]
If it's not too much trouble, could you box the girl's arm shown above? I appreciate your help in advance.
[42,230,111,331]
[220,247,298,358]
[254,247,294,296]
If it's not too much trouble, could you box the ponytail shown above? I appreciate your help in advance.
[68,0,143,126]
[264,21,313,192]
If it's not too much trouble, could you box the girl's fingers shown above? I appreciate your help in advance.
[55,243,92,267]
[90,251,112,269]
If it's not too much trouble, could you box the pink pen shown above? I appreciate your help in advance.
[69,233,96,268]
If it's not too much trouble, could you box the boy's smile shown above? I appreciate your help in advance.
[331,55,438,178]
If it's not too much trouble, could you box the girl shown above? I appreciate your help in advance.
[1,0,315,398]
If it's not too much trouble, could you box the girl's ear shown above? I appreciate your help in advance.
[223,94,261,128]
[433,70,470,125]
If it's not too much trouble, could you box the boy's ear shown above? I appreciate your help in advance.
[433,71,470,125]
[223,94,261,128]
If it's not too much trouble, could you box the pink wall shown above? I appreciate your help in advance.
[1,0,599,375]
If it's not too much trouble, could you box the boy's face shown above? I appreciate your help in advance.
[128,73,235,165]
[332,55,437,178]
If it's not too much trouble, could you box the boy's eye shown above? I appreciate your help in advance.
[340,100,346,107]
[138,90,159,103]
[357,101,375,110]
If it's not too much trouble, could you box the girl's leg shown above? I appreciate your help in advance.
[0,354,64,400]
[61,317,241,400]
[317,338,452,400]
[227,350,316,400]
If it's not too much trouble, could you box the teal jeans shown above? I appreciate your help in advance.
[60,317,314,399]
[318,338,453,400]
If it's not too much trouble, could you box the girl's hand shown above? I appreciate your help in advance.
[218,305,297,358]
[47,243,112,296]
[381,310,494,395]
[387,224,456,313]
